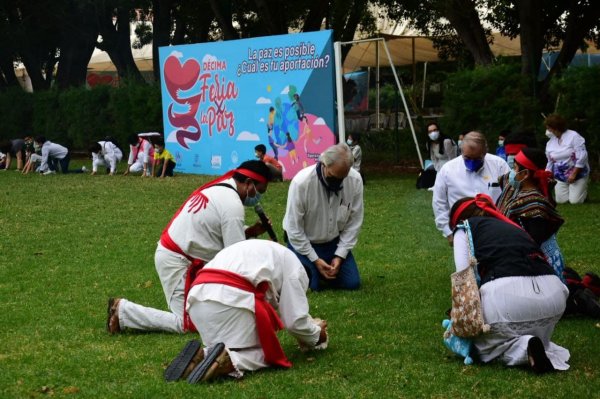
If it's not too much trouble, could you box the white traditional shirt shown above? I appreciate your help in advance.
[187,240,322,347]
[283,164,364,262]
[432,153,509,237]
[545,129,590,182]
[39,141,68,172]
[92,141,123,173]
[166,178,246,262]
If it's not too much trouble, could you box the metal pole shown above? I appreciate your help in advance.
[376,41,380,130]
[421,62,427,109]
[381,39,424,168]
[334,41,346,143]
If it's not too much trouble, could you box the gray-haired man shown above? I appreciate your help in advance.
[283,144,364,291]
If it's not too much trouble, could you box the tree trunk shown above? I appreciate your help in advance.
[0,49,20,89]
[439,0,494,65]
[253,0,287,35]
[303,0,329,31]
[208,0,237,40]
[104,6,145,83]
[153,0,172,82]
[55,3,98,89]
[518,0,544,79]
[539,2,600,105]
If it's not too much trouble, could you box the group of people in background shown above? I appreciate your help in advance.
[429,114,597,374]
[0,133,176,178]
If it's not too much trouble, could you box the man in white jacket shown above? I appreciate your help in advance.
[164,239,328,383]
[87,140,123,175]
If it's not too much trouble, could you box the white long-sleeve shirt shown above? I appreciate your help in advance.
[432,154,509,237]
[166,178,246,262]
[187,240,321,347]
[283,164,364,262]
[92,141,123,173]
[429,138,458,172]
[545,129,590,182]
[39,141,68,172]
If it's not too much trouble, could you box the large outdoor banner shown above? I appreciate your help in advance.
[159,30,336,179]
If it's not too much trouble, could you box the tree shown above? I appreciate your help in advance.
[54,1,98,89]
[94,1,145,84]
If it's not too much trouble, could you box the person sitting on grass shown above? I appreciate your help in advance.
[151,139,176,178]
[164,239,328,384]
[449,194,569,373]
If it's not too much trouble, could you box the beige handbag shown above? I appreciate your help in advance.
[450,221,490,338]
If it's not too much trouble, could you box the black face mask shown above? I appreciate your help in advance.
[316,162,344,194]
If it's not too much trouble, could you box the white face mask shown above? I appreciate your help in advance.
[346,139,353,146]
[428,131,440,141]
[545,130,555,139]
[498,139,504,146]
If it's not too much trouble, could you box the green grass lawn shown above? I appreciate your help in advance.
[1,165,599,398]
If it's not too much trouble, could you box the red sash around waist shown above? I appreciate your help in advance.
[192,268,292,368]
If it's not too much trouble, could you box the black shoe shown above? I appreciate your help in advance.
[164,340,203,382]
[187,343,227,384]
[527,336,554,374]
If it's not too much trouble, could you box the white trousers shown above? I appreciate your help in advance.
[128,159,151,175]
[474,275,570,370]
[189,299,268,374]
[555,176,588,204]
[118,248,188,333]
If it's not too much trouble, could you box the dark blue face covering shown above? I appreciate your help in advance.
[464,158,484,172]
[316,162,343,194]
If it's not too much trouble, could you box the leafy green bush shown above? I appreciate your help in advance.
[552,66,600,166]
[440,63,540,140]
[0,83,162,150]
[0,87,33,137]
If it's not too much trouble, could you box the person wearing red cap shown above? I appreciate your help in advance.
[164,240,328,383]
[107,160,273,334]
[449,194,569,373]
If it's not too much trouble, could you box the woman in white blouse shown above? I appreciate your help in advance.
[426,122,458,172]
[544,114,590,204]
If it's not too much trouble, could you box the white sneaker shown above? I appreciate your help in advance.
[43,170,56,175]
[81,166,88,172]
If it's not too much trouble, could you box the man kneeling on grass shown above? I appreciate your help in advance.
[164,239,328,383]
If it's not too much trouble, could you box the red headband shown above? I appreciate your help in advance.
[235,168,268,184]
[450,193,522,230]
[514,151,553,200]
[505,143,526,156]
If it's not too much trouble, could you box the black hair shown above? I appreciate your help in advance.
[233,160,272,183]
[35,135,47,144]
[449,196,492,229]
[127,134,139,146]
[154,138,165,147]
[504,130,537,148]
[88,142,102,154]
[517,147,547,170]
[255,144,267,154]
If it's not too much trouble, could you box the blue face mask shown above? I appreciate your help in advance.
[508,169,524,190]
[464,158,484,172]
[506,155,515,169]
[243,182,262,207]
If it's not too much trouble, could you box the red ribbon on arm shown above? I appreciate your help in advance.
[193,268,292,368]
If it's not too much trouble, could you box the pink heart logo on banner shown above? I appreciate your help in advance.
[164,56,200,91]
